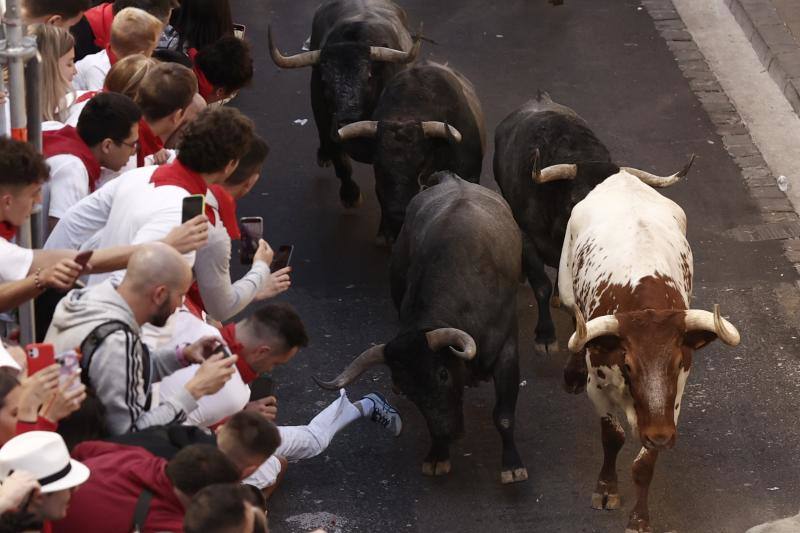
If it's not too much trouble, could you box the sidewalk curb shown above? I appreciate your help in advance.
[725,0,800,116]
[641,0,800,278]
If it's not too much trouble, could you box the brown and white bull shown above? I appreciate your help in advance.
[557,171,741,533]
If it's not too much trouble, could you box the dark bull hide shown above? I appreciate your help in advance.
[268,0,421,208]
[337,62,486,244]
[493,91,693,359]
[315,172,528,484]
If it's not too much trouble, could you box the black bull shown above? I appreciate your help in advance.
[493,92,693,365]
[337,62,486,244]
[268,0,421,208]
[315,172,528,484]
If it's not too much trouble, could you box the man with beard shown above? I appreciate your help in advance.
[45,242,237,435]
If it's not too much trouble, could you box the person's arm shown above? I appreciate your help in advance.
[0,260,84,312]
[88,329,200,434]
[197,231,273,322]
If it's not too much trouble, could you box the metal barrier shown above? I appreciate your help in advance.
[0,0,43,344]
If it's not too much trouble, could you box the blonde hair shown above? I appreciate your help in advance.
[110,7,164,58]
[34,24,75,122]
[103,54,158,100]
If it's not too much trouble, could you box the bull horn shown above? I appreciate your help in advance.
[337,121,379,141]
[426,328,477,360]
[268,26,320,68]
[312,344,386,390]
[684,304,741,346]
[621,154,696,188]
[369,26,422,64]
[533,163,578,184]
[421,122,462,142]
[568,307,620,353]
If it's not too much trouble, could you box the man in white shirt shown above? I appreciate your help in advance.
[76,106,255,287]
[42,92,141,231]
[73,7,162,91]
[0,137,209,313]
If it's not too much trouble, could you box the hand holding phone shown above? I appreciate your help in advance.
[74,250,93,271]
[25,343,55,376]
[182,194,206,223]
[240,216,264,265]
[270,245,294,272]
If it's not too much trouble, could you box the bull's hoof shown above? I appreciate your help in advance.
[339,183,363,209]
[591,492,621,510]
[422,460,451,476]
[500,467,528,484]
[317,149,332,168]
[534,340,559,355]
[625,515,653,533]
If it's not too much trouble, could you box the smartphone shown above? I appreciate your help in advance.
[270,245,294,272]
[182,194,206,223]
[25,343,55,376]
[74,250,93,269]
[213,342,233,359]
[239,216,263,265]
[233,23,246,39]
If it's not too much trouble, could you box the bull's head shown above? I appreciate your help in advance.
[531,151,696,189]
[337,120,462,241]
[268,26,421,127]
[314,328,476,442]
[569,305,740,449]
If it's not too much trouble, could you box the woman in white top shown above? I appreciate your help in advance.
[34,24,78,123]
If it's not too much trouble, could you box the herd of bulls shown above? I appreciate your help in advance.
[267,0,742,531]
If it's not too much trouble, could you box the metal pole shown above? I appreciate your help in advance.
[1,0,40,344]
[25,52,44,253]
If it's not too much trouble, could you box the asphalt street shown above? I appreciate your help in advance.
[228,1,800,531]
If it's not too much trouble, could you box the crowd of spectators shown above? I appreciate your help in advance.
[0,1,404,531]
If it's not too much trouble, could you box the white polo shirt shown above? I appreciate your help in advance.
[86,166,217,285]
[0,236,33,282]
[44,154,92,220]
[73,49,111,91]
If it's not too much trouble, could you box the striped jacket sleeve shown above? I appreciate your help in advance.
[88,329,198,435]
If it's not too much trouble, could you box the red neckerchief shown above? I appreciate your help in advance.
[0,222,17,240]
[105,45,118,66]
[209,185,240,239]
[137,119,164,167]
[219,323,258,384]
[42,126,102,192]
[85,2,114,48]
[187,48,215,101]
[75,90,99,104]
[184,284,206,318]
[149,160,216,223]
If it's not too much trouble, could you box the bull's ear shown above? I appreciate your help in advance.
[683,330,717,350]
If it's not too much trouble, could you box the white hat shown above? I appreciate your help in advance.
[0,432,90,493]
[0,343,21,372]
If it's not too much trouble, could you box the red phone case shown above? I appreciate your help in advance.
[25,343,55,376]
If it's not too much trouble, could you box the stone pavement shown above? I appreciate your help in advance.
[728,0,800,115]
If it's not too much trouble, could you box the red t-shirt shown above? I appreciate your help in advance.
[52,442,185,533]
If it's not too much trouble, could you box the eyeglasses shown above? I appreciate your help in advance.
[117,139,139,151]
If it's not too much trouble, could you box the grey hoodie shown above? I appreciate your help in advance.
[45,280,198,435]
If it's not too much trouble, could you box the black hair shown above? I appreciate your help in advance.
[225,134,269,186]
[76,92,142,147]
[165,444,239,497]
[194,36,253,94]
[172,0,233,51]
[0,138,50,189]
[152,48,193,68]
[0,368,20,408]
[249,302,309,349]
[183,484,252,533]
[223,411,281,460]
[177,107,253,173]
[25,0,90,18]
[113,0,175,19]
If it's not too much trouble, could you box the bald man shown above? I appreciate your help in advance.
[46,242,238,436]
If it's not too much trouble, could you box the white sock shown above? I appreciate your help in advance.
[354,397,374,418]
